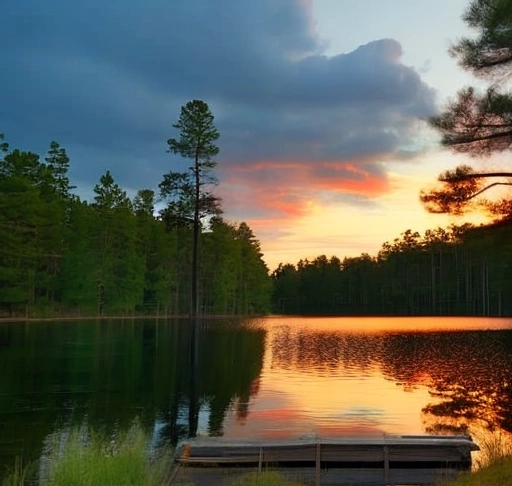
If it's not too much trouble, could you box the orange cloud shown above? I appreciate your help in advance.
[220,158,389,226]
[314,161,390,194]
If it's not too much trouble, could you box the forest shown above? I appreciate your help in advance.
[2,130,512,318]
[0,134,271,318]
[271,222,512,316]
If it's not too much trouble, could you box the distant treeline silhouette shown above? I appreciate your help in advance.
[272,222,512,316]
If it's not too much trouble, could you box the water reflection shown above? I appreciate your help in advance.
[2,316,512,478]
[416,331,512,433]
[0,319,265,476]
[254,318,512,440]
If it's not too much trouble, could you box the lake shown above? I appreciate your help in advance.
[1,316,512,476]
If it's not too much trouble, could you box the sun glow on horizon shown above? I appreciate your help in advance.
[256,150,495,271]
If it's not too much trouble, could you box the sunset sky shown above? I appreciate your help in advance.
[1,0,496,270]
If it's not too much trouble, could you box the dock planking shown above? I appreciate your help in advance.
[170,435,479,486]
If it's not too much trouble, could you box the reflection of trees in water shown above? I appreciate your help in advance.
[0,319,265,478]
[194,320,265,437]
[271,327,386,374]
[417,332,512,434]
[270,327,512,433]
[377,331,512,434]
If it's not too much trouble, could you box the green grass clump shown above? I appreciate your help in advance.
[3,420,171,486]
[444,456,512,486]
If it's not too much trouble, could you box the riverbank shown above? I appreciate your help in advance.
[6,456,512,486]
[0,314,263,323]
[0,315,178,323]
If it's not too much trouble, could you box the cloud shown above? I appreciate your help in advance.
[1,0,436,228]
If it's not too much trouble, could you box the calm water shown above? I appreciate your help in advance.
[1,316,512,474]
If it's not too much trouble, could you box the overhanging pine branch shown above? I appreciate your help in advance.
[465,181,512,200]
[444,128,512,146]
[440,171,512,182]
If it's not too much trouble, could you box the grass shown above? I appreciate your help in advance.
[443,430,512,486]
[2,457,29,486]
[443,456,512,486]
[2,420,172,486]
[471,429,512,469]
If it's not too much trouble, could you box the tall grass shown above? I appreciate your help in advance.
[3,421,172,486]
[471,429,512,468]
[442,429,512,486]
[2,457,30,486]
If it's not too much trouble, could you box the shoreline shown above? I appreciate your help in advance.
[0,314,262,323]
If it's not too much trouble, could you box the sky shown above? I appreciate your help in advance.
[1,0,493,270]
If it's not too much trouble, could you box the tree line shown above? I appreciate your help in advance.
[0,130,270,318]
[271,222,512,316]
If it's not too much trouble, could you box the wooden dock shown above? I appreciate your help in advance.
[170,435,479,486]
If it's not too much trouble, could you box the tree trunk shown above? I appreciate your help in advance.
[191,152,200,317]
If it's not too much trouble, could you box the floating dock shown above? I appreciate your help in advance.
[170,435,479,486]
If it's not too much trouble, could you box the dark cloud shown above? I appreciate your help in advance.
[1,0,436,215]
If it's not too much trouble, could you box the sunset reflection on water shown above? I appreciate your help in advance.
[221,316,512,445]
[2,315,512,478]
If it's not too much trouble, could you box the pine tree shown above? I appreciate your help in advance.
[160,100,221,316]
[422,0,512,217]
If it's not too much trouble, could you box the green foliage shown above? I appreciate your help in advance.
[1,457,29,486]
[0,135,271,318]
[93,170,131,210]
[161,99,222,228]
[451,0,512,76]
[167,99,220,161]
[272,264,300,314]
[90,171,144,314]
[234,222,271,315]
[201,218,240,314]
[0,133,8,153]
[45,141,75,199]
[0,148,65,315]
[199,219,271,315]
[58,200,99,313]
